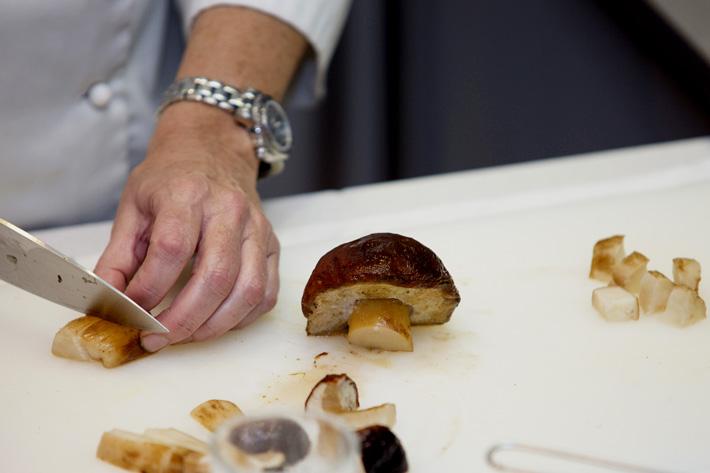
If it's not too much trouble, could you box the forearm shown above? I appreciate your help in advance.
[153,6,308,182]
[177,6,308,100]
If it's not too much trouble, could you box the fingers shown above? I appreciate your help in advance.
[188,221,276,342]
[124,206,201,310]
[234,235,280,329]
[142,209,246,350]
[94,199,147,292]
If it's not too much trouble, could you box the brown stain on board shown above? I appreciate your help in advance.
[262,325,478,407]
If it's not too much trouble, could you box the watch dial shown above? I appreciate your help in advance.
[264,100,292,152]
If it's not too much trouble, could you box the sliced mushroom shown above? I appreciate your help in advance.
[302,233,460,351]
[96,429,203,473]
[52,315,147,368]
[306,374,396,431]
[337,403,397,431]
[191,399,243,432]
[673,257,701,292]
[589,235,625,282]
[592,286,639,322]
[305,374,360,413]
[143,428,208,454]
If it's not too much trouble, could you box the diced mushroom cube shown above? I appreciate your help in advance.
[638,270,673,313]
[612,251,649,295]
[589,235,625,282]
[658,285,707,326]
[673,258,701,292]
[592,286,639,322]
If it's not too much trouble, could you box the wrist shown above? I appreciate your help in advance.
[153,101,259,175]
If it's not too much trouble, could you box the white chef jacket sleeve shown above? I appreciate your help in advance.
[176,0,351,104]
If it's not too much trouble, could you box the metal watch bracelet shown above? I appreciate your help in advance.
[159,77,289,178]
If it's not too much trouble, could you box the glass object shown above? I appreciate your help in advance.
[211,412,362,473]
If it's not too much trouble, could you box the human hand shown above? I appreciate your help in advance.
[94,103,280,352]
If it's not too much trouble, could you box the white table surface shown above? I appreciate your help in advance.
[2,137,710,472]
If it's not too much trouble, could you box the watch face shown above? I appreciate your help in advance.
[263,100,292,153]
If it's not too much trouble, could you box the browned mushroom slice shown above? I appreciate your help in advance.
[52,315,147,368]
[305,374,360,413]
[96,429,204,473]
[302,233,460,351]
[191,399,243,432]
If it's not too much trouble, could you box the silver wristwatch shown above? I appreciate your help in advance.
[159,77,293,178]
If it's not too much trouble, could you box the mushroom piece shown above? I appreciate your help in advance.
[589,235,625,282]
[638,270,673,313]
[658,285,707,326]
[190,399,243,432]
[305,374,360,413]
[611,251,649,295]
[337,404,397,431]
[96,428,205,473]
[52,315,147,368]
[305,374,397,431]
[357,426,409,473]
[673,257,701,292]
[592,286,639,322]
[302,233,460,351]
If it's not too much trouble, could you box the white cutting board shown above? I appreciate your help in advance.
[2,139,710,472]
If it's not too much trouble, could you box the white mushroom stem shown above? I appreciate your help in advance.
[347,299,413,352]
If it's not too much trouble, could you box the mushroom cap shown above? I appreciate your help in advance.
[302,233,460,334]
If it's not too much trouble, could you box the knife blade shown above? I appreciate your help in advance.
[0,218,168,333]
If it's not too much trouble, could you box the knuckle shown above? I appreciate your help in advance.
[202,268,234,300]
[152,233,192,261]
[243,278,266,308]
[253,213,271,234]
[263,292,278,312]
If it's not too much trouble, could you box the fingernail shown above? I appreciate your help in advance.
[141,334,169,352]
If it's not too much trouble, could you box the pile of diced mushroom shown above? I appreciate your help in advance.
[589,235,706,326]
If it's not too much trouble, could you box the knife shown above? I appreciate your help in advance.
[0,218,168,333]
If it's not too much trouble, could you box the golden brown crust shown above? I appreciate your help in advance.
[190,399,243,432]
[52,315,148,368]
[302,233,460,320]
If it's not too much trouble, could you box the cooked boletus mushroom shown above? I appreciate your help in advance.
[301,233,460,351]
